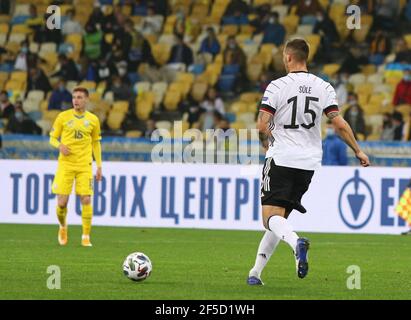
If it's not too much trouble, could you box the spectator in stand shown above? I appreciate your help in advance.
[103,4,125,35]
[199,27,221,58]
[369,29,391,65]
[83,24,103,61]
[14,40,30,71]
[394,38,411,64]
[168,34,194,69]
[250,3,271,34]
[295,0,323,22]
[182,95,205,128]
[339,47,369,74]
[392,111,405,140]
[0,90,15,119]
[95,56,117,83]
[5,102,42,135]
[27,67,52,94]
[393,69,411,105]
[86,6,105,30]
[109,75,132,101]
[343,93,367,139]
[322,121,348,166]
[143,119,159,139]
[224,0,250,18]
[141,4,164,37]
[26,4,43,33]
[380,112,395,141]
[153,0,169,17]
[261,12,286,46]
[48,79,72,111]
[51,54,79,81]
[200,87,225,130]
[62,9,84,36]
[34,12,62,44]
[224,36,247,90]
[314,10,339,61]
[0,0,10,14]
[335,72,349,106]
[122,20,156,72]
[373,0,400,32]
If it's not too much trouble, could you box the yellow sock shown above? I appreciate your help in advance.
[56,206,67,227]
[82,204,93,236]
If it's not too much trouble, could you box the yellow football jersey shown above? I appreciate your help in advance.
[50,109,101,169]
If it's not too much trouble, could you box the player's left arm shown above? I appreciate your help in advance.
[257,110,274,149]
[92,117,103,181]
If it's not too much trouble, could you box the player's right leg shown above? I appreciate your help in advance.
[52,166,75,246]
[56,195,69,245]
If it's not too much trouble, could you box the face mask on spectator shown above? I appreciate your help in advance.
[15,112,23,121]
[228,43,236,49]
[58,84,65,92]
[268,17,276,24]
[21,47,28,54]
[404,74,411,81]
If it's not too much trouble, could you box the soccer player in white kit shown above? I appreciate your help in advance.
[247,39,370,285]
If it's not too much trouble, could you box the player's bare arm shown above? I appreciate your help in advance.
[327,111,370,167]
[257,110,274,149]
[92,140,103,181]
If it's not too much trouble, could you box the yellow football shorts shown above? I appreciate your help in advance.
[52,165,94,195]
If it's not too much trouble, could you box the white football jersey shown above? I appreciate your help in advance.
[260,71,339,171]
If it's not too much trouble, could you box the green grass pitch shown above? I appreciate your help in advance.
[0,224,410,300]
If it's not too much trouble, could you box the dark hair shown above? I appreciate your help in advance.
[285,39,309,62]
[72,87,89,97]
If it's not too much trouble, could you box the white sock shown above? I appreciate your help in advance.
[268,215,299,253]
[249,230,280,278]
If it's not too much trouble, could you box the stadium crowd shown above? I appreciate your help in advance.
[0,0,410,142]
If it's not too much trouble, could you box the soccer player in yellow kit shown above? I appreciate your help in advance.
[49,87,102,247]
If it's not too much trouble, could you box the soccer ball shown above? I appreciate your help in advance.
[123,252,152,282]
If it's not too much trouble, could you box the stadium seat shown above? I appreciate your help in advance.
[247,63,263,82]
[39,42,57,53]
[163,90,181,111]
[191,82,208,102]
[107,110,125,131]
[236,112,255,124]
[240,92,261,104]
[349,73,366,85]
[36,119,52,135]
[23,99,41,113]
[152,43,171,65]
[367,73,384,85]
[155,120,172,131]
[322,64,341,77]
[8,33,27,44]
[135,81,151,95]
[13,4,30,17]
[0,23,9,34]
[5,79,25,92]
[11,24,32,34]
[230,121,246,132]
[43,110,60,122]
[27,90,45,102]
[111,101,129,113]
[126,130,143,138]
[11,71,27,82]
[136,100,154,121]
[78,81,97,91]
[282,15,299,34]
[103,91,114,103]
[230,101,248,113]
